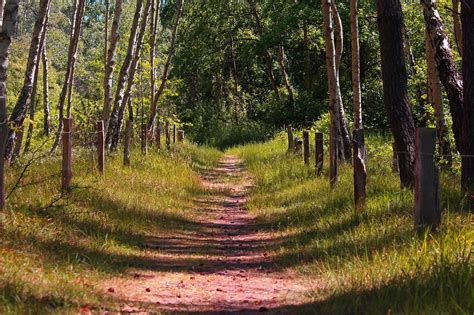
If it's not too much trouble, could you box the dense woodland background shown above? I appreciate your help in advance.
[2,0,460,146]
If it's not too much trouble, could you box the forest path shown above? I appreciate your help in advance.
[100,155,314,313]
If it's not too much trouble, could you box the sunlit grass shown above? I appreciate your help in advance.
[0,142,222,313]
[230,132,473,314]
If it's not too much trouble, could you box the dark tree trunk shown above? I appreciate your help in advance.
[42,42,50,136]
[421,0,463,153]
[377,0,416,188]
[461,0,474,198]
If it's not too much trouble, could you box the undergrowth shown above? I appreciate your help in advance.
[0,142,222,314]
[230,132,473,314]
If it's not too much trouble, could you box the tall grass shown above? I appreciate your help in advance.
[0,142,222,313]
[230,133,473,314]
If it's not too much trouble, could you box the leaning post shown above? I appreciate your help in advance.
[287,125,294,152]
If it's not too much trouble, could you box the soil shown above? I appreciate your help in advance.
[97,155,317,314]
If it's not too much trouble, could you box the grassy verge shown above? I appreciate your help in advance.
[0,142,222,314]
[230,132,473,314]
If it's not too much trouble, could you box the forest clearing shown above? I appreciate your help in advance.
[0,0,473,313]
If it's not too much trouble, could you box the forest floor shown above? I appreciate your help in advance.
[99,155,318,313]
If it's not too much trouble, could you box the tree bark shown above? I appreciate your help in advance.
[146,0,184,131]
[425,28,453,167]
[0,0,20,210]
[322,0,341,188]
[51,0,86,152]
[106,0,144,147]
[421,0,463,153]
[461,0,474,198]
[377,0,416,188]
[102,0,122,133]
[109,0,151,150]
[24,14,49,155]
[452,0,462,57]
[351,0,362,130]
[332,1,352,162]
[5,0,51,161]
[149,0,160,132]
[42,41,50,136]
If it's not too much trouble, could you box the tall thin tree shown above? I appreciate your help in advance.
[0,0,20,210]
[377,0,416,188]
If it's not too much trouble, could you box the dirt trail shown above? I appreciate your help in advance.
[100,155,314,313]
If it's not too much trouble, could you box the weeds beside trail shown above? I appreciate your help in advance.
[0,143,222,313]
[230,133,474,314]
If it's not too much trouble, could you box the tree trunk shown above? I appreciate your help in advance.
[148,0,160,132]
[106,0,144,148]
[425,28,453,167]
[246,0,280,101]
[421,0,463,154]
[277,44,294,103]
[24,13,49,155]
[102,0,122,133]
[377,0,416,188]
[5,0,51,161]
[146,0,184,131]
[452,0,462,57]
[42,42,50,136]
[322,0,341,188]
[0,0,20,210]
[109,0,151,150]
[332,1,352,162]
[461,0,474,199]
[351,0,362,130]
[51,0,86,152]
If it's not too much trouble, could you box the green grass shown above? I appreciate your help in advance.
[229,132,473,314]
[0,142,222,314]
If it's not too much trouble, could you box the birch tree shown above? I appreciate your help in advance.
[51,0,87,152]
[4,0,51,161]
[0,0,20,210]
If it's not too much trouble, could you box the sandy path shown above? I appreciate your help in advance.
[98,155,314,313]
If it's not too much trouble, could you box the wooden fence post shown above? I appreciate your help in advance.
[177,130,185,143]
[303,131,310,165]
[353,129,367,210]
[173,124,177,144]
[0,99,8,210]
[165,121,171,149]
[61,118,73,192]
[415,128,440,230]
[123,120,132,166]
[287,125,294,152]
[97,120,105,175]
[315,132,324,176]
[141,122,147,155]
